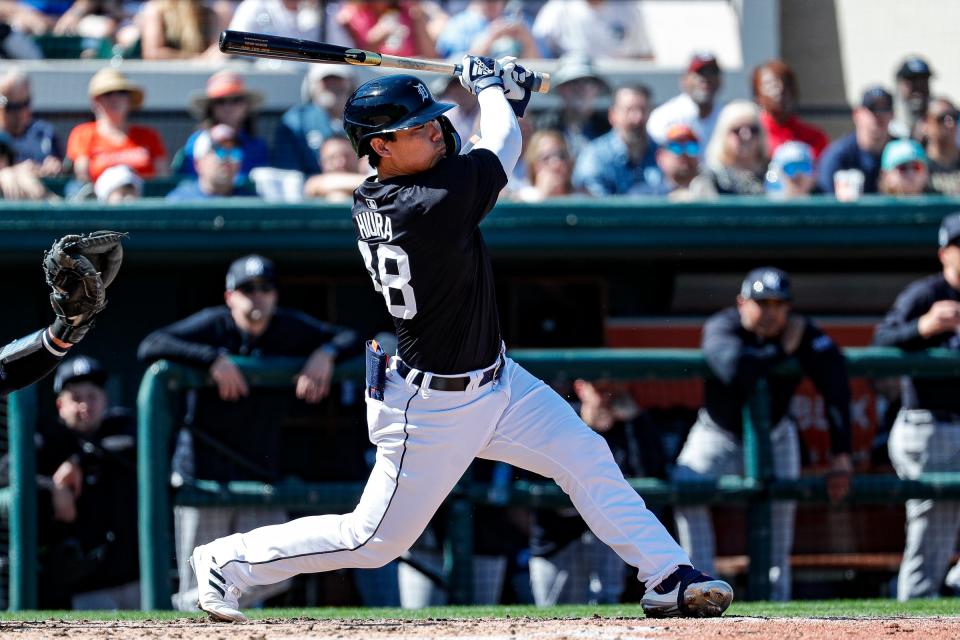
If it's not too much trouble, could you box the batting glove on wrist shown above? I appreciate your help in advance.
[459,55,503,95]
[498,56,532,118]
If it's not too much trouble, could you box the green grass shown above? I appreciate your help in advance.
[0,599,957,622]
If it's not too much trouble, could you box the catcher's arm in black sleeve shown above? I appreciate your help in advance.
[0,327,73,394]
[1,231,125,395]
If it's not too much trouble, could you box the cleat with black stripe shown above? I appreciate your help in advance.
[641,565,733,618]
[190,544,247,622]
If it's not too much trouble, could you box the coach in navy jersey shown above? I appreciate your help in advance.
[873,213,960,600]
[189,59,733,622]
[673,267,853,601]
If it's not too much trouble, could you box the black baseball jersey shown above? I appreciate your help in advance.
[702,307,852,455]
[873,273,960,411]
[352,149,508,374]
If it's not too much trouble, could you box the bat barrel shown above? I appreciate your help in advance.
[219,30,382,66]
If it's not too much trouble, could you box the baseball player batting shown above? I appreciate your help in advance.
[189,55,733,621]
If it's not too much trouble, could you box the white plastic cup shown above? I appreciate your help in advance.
[834,168,865,202]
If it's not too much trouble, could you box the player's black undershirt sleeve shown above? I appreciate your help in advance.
[0,329,66,394]
[794,322,853,455]
[702,310,788,388]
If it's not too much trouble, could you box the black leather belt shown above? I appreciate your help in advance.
[396,356,504,392]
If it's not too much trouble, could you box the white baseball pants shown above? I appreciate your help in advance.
[209,356,690,593]
[888,409,960,600]
[672,410,800,601]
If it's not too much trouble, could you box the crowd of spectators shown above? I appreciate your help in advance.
[0,49,954,204]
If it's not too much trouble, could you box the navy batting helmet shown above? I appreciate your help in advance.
[344,74,460,159]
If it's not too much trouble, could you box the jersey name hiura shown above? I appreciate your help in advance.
[351,149,509,374]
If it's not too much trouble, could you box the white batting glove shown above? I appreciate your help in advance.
[459,55,503,95]
[497,56,531,117]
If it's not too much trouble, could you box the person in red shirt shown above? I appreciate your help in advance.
[752,59,829,160]
[336,0,444,58]
[66,68,168,184]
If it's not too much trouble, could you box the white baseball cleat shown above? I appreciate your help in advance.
[190,544,248,623]
[641,565,734,618]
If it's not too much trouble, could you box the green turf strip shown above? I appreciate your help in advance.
[0,599,957,621]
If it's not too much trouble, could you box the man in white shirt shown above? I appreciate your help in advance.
[532,0,652,60]
[646,53,724,159]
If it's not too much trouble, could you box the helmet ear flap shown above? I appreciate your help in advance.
[437,115,460,157]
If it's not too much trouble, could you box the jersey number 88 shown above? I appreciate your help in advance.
[358,242,418,319]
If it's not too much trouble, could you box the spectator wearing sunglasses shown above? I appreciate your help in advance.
[178,71,269,182]
[752,59,829,160]
[764,141,819,199]
[166,124,257,201]
[650,124,702,198]
[515,129,581,202]
[572,85,661,196]
[647,52,724,159]
[878,138,932,196]
[817,86,894,195]
[691,100,767,197]
[0,70,62,176]
[924,98,960,195]
[138,254,361,611]
[66,68,168,184]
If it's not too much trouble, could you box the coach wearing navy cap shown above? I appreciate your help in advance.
[672,266,853,601]
[137,254,361,611]
[874,212,960,600]
[3,355,141,608]
[892,56,934,140]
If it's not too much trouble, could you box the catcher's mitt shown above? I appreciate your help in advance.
[43,230,126,343]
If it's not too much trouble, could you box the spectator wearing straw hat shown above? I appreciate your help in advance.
[65,68,168,183]
[646,52,724,160]
[177,70,268,182]
[535,52,610,158]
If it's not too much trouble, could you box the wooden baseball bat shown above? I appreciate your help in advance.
[219,30,551,94]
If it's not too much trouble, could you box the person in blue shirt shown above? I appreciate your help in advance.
[436,0,541,60]
[816,86,893,195]
[178,71,269,182]
[272,65,355,175]
[572,85,661,196]
[167,125,257,202]
[0,70,63,175]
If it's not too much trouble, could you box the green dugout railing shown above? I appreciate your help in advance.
[9,347,960,610]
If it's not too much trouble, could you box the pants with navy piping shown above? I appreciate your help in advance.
[210,357,690,594]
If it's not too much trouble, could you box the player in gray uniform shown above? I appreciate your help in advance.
[190,57,733,622]
[673,267,853,601]
[873,212,960,600]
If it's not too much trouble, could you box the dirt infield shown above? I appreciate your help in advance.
[2,616,959,640]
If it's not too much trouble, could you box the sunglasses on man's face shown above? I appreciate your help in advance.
[666,141,700,157]
[213,146,243,163]
[894,161,925,175]
[0,96,29,111]
[781,160,813,178]
[933,111,958,126]
[237,282,275,295]
[212,95,246,107]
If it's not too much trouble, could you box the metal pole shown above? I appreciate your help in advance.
[137,361,178,610]
[743,378,773,601]
[7,386,38,611]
